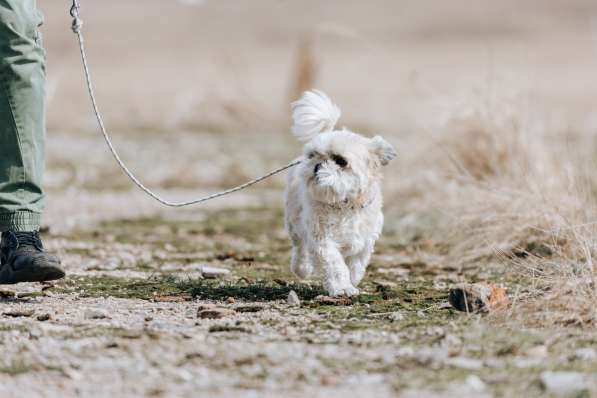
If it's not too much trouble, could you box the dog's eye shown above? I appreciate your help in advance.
[307,152,315,159]
[332,154,348,168]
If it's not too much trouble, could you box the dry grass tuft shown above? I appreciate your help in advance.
[440,112,527,181]
[395,95,597,327]
[288,37,319,103]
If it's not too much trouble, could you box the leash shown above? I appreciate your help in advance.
[68,0,300,207]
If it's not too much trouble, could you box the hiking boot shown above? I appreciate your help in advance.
[0,231,65,284]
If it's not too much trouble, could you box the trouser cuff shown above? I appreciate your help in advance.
[0,212,41,232]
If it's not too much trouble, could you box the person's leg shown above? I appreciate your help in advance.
[0,0,64,283]
[0,0,46,232]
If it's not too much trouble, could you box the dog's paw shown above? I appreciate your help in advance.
[328,285,360,297]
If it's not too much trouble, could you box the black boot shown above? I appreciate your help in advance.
[0,231,65,284]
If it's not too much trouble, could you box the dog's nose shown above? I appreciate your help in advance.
[314,163,321,175]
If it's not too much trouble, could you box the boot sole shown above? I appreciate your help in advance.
[1,266,65,284]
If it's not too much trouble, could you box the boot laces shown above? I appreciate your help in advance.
[13,231,44,251]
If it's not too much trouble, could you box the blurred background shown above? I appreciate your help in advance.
[40,0,597,231]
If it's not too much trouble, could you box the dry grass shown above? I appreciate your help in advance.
[288,36,319,104]
[409,95,597,327]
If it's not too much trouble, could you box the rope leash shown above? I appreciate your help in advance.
[69,0,300,207]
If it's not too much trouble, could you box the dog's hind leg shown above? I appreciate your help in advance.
[290,238,313,279]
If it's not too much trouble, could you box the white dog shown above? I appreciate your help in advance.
[285,90,396,297]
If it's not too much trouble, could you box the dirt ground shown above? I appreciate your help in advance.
[2,0,597,397]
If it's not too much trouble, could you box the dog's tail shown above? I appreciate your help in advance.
[291,89,341,142]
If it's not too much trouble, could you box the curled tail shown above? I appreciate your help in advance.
[291,89,341,142]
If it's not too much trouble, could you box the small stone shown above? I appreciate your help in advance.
[197,308,235,319]
[388,311,403,321]
[235,305,263,313]
[153,294,191,302]
[3,309,34,317]
[201,266,230,279]
[448,283,508,313]
[540,371,587,395]
[226,297,236,304]
[144,316,153,322]
[196,303,217,312]
[208,324,249,333]
[36,313,51,322]
[287,290,301,307]
[84,308,109,320]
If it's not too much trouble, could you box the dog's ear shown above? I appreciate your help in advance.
[369,136,396,166]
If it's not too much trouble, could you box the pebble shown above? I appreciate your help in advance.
[388,311,403,321]
[196,303,217,312]
[84,308,109,320]
[197,308,235,319]
[235,305,263,313]
[287,290,301,307]
[448,283,507,313]
[540,371,587,395]
[201,266,230,279]
[3,309,34,317]
[36,313,51,322]
[208,324,250,333]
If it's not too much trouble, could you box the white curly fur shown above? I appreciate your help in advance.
[285,90,396,297]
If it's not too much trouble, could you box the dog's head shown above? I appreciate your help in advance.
[299,130,396,205]
[292,90,396,205]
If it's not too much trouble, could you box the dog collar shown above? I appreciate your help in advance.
[325,195,376,211]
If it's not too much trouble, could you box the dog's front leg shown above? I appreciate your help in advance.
[346,240,374,287]
[309,240,359,297]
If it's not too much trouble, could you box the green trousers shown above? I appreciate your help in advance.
[0,0,46,232]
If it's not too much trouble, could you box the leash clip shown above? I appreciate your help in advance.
[70,0,83,34]
[70,0,80,18]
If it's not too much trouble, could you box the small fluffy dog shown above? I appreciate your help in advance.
[285,90,396,297]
